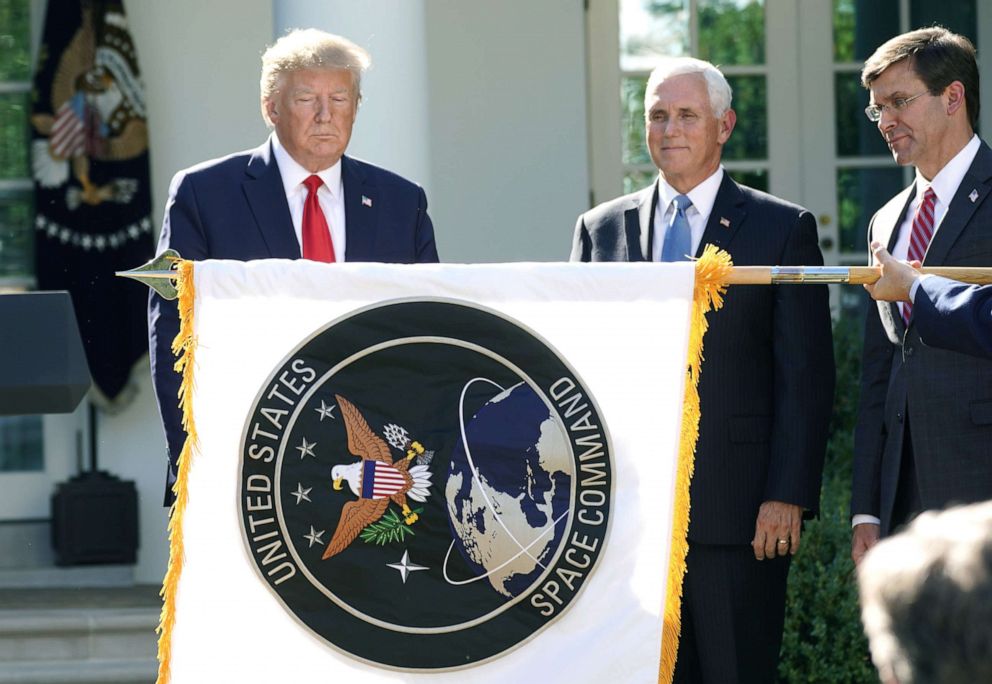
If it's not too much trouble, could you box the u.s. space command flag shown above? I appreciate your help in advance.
[158,256,728,683]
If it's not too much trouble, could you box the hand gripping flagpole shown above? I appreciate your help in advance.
[116,253,992,294]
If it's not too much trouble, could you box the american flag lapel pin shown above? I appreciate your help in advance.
[719,217,730,227]
[969,189,979,203]
[362,195,373,207]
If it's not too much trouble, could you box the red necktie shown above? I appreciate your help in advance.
[902,187,936,325]
[302,175,336,262]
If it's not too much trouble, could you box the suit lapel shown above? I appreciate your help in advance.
[242,139,299,258]
[625,184,654,262]
[341,156,379,261]
[872,185,914,339]
[695,173,745,257]
[875,185,915,253]
[924,142,992,265]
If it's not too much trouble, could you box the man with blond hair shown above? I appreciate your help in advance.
[570,57,834,682]
[149,29,438,504]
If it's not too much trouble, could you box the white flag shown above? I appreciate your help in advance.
[158,256,728,684]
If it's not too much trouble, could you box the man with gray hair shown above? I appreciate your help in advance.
[858,501,992,684]
[149,29,438,505]
[570,57,834,682]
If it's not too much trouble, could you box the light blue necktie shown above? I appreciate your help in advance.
[661,194,693,262]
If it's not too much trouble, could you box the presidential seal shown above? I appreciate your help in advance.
[239,300,612,670]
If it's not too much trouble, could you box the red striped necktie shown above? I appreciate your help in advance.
[902,187,936,325]
[302,175,336,262]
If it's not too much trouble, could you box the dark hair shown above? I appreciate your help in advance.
[861,26,980,130]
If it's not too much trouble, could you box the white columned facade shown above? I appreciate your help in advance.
[274,0,432,191]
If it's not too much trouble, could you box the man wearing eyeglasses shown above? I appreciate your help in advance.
[851,27,992,566]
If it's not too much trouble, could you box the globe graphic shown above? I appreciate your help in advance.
[446,380,573,598]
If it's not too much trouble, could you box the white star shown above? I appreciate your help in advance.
[291,483,312,504]
[303,526,325,548]
[387,550,429,584]
[296,437,317,459]
[315,400,337,421]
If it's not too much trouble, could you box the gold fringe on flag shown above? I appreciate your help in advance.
[658,245,733,684]
[156,260,197,684]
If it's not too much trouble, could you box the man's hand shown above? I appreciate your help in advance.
[864,241,922,303]
[851,522,880,566]
[752,500,802,560]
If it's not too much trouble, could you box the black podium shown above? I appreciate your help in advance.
[0,291,137,565]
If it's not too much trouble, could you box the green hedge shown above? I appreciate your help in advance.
[779,316,877,683]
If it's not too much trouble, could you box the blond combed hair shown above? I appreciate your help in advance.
[260,28,371,126]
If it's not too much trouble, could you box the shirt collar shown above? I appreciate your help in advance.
[271,132,343,198]
[915,133,980,206]
[657,166,724,218]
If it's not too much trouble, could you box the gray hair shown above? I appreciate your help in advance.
[260,29,371,126]
[644,57,733,118]
[858,502,992,684]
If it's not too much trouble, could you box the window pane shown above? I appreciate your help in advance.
[724,75,766,160]
[836,166,905,253]
[620,0,689,71]
[0,0,32,81]
[835,71,889,157]
[910,2,976,46]
[622,76,651,165]
[0,91,29,179]
[0,415,43,472]
[833,0,900,63]
[698,0,765,66]
[727,168,768,192]
[0,189,33,278]
[623,169,656,196]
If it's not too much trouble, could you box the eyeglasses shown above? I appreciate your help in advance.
[864,92,929,122]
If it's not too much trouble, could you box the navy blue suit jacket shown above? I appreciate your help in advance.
[571,175,835,544]
[915,276,992,359]
[148,139,438,502]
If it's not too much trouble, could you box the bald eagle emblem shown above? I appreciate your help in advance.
[322,395,433,560]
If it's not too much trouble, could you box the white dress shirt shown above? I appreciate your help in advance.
[853,134,981,529]
[648,167,724,262]
[272,133,347,260]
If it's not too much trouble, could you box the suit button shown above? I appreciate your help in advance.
[896,411,904,423]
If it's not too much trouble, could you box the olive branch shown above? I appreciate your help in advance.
[359,507,423,546]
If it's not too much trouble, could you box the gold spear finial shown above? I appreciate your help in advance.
[115,249,182,300]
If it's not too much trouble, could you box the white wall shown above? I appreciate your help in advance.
[424,1,590,262]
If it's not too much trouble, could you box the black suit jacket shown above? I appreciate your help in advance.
[148,139,438,502]
[571,175,835,544]
[852,141,992,535]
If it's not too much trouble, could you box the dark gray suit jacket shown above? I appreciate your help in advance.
[148,139,438,503]
[571,175,835,544]
[852,141,992,535]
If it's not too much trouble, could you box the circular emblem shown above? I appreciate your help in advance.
[239,300,612,670]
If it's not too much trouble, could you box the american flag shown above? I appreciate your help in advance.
[360,461,406,499]
[50,100,86,159]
